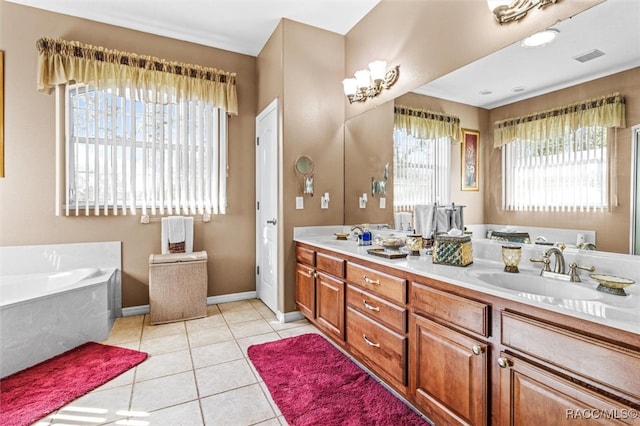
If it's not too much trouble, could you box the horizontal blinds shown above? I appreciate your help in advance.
[64,84,227,216]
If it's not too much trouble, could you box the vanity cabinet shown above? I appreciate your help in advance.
[410,280,490,425]
[346,261,409,390]
[497,311,640,425]
[295,245,346,341]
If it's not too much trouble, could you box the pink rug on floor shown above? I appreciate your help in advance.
[248,333,427,425]
[0,342,148,426]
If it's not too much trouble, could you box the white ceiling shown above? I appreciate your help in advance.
[6,0,381,56]
[7,0,640,109]
[413,0,640,109]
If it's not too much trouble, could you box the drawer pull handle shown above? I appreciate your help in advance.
[497,357,512,369]
[307,269,315,278]
[472,345,484,356]
[364,276,381,285]
[363,300,380,312]
[363,334,380,348]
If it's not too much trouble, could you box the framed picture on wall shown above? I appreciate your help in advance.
[461,129,479,191]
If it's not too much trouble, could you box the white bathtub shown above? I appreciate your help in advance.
[0,242,121,378]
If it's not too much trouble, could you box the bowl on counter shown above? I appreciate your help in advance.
[590,274,635,296]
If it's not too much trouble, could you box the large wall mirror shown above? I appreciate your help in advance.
[343,0,640,255]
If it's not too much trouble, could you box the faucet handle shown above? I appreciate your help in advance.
[530,256,551,273]
[568,262,595,282]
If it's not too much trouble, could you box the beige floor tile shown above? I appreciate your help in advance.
[278,415,289,425]
[187,324,234,348]
[267,318,309,331]
[229,318,274,339]
[141,400,203,426]
[135,349,193,382]
[259,380,282,417]
[185,312,227,332]
[139,333,189,355]
[49,384,132,425]
[142,321,186,340]
[256,418,283,426]
[190,340,244,369]
[200,383,276,426]
[221,308,263,324]
[217,300,256,313]
[111,314,145,331]
[95,368,136,391]
[206,304,222,315]
[236,332,281,356]
[130,371,198,413]
[195,358,257,397]
[276,325,322,339]
[102,327,142,345]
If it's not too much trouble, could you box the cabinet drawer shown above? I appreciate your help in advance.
[346,307,407,385]
[501,311,640,398]
[347,285,406,334]
[347,263,407,305]
[317,251,345,278]
[411,281,489,337]
[295,245,315,266]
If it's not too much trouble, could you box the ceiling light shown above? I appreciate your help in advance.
[488,0,559,24]
[521,29,559,47]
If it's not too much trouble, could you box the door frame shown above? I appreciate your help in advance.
[630,125,640,255]
[255,98,280,315]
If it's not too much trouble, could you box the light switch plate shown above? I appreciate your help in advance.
[379,197,386,209]
[296,196,304,209]
[359,197,366,209]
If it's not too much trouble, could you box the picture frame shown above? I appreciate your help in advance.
[461,129,479,191]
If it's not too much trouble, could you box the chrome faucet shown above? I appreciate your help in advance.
[350,225,364,235]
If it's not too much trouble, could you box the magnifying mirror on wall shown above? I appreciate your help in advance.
[295,155,314,196]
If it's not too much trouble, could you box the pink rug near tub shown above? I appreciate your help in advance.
[0,342,147,426]
[247,333,428,425]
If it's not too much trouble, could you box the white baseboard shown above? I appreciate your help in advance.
[121,291,258,317]
[278,310,304,323]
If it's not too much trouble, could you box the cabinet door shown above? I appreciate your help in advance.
[316,271,345,340]
[295,263,315,319]
[497,353,637,425]
[410,314,488,426]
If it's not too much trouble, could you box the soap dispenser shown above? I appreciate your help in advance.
[361,224,372,246]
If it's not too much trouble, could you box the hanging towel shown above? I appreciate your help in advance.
[167,216,186,244]
[161,216,194,254]
[413,205,435,237]
[435,208,450,235]
[394,212,412,231]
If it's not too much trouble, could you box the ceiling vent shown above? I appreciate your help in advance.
[573,49,605,63]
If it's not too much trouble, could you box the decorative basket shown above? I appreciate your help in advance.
[490,231,531,244]
[432,235,473,267]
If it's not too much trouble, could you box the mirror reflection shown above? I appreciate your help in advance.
[343,0,640,255]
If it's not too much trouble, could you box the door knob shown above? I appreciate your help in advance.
[266,218,277,225]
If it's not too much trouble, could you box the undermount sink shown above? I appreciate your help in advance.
[469,270,602,301]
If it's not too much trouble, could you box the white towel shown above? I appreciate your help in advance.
[413,205,435,237]
[394,212,412,231]
[435,208,450,234]
[167,216,186,243]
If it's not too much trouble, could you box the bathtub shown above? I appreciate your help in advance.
[0,242,121,378]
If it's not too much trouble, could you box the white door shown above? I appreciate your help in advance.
[256,99,279,314]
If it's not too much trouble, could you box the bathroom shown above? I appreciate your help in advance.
[1,0,639,423]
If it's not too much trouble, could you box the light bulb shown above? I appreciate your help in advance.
[368,60,387,81]
[354,69,371,89]
[342,78,357,96]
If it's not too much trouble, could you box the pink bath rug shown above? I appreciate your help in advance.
[0,342,147,426]
[247,333,428,425]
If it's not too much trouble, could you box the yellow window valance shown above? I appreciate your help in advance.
[493,93,625,148]
[394,105,461,142]
[36,37,238,115]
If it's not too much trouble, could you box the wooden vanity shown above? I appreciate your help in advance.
[295,241,640,425]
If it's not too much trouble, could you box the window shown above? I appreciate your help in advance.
[64,84,227,216]
[502,126,608,211]
[393,128,451,211]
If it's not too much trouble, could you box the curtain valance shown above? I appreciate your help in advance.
[493,93,625,148]
[36,37,238,115]
[394,105,461,142]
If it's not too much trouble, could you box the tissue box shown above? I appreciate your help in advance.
[432,235,473,267]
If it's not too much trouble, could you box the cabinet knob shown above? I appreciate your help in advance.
[363,334,381,348]
[363,300,380,312]
[497,357,512,369]
[307,269,315,278]
[472,345,484,356]
[364,276,381,285]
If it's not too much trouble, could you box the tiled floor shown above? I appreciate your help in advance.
[35,299,320,426]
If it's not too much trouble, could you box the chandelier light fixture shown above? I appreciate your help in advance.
[487,0,560,24]
[342,60,399,103]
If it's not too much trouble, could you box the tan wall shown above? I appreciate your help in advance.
[0,3,258,307]
[344,0,601,120]
[258,20,345,312]
[486,68,640,254]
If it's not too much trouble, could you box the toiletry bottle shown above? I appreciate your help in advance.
[362,224,372,246]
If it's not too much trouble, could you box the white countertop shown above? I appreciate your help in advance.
[294,226,640,335]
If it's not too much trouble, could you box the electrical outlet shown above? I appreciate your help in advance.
[379,197,386,209]
[359,197,366,209]
[321,198,329,209]
[296,196,304,209]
